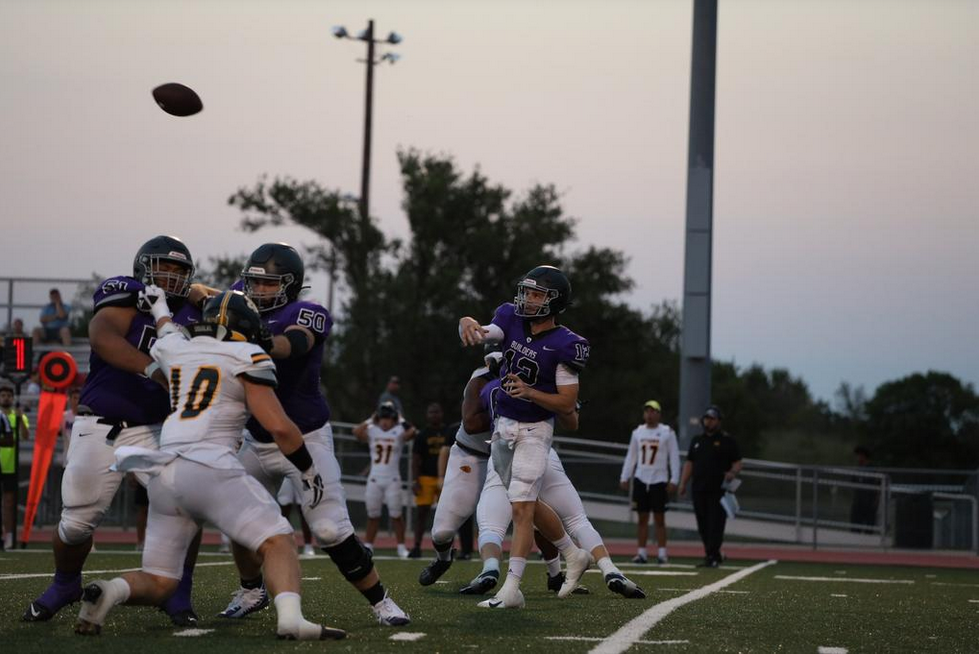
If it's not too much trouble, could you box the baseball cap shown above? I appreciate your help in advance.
[643,400,662,412]
[703,405,723,420]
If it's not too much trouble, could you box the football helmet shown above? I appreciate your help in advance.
[513,265,571,318]
[202,291,265,346]
[483,342,503,376]
[133,235,195,299]
[240,243,304,313]
[377,401,399,420]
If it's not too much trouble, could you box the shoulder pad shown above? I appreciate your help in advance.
[93,276,142,311]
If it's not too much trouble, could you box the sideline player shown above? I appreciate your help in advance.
[24,236,207,625]
[619,400,680,564]
[75,288,345,640]
[220,243,409,626]
[458,265,590,608]
[353,401,415,558]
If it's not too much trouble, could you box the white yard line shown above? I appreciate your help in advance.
[389,632,426,642]
[548,637,689,645]
[931,582,979,588]
[586,570,698,577]
[174,628,215,637]
[775,575,913,585]
[718,590,749,594]
[0,560,235,581]
[817,647,848,654]
[589,559,777,654]
[830,594,848,598]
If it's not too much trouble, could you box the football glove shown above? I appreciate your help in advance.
[139,284,172,322]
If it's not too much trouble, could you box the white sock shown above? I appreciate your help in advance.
[398,543,409,556]
[658,547,668,559]
[482,557,500,574]
[552,534,578,558]
[507,556,527,581]
[637,547,648,558]
[597,557,619,576]
[274,591,317,636]
[364,542,374,552]
[545,556,561,577]
[109,577,131,605]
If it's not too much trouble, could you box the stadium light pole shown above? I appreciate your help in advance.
[332,20,402,222]
[678,0,718,448]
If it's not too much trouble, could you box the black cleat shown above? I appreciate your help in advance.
[418,550,455,586]
[459,570,499,595]
[406,546,422,559]
[23,601,58,623]
[547,572,589,595]
[165,608,199,627]
[277,625,347,640]
[605,572,646,599]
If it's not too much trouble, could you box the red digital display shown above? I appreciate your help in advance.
[3,336,32,374]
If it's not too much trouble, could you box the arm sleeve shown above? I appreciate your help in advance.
[668,430,681,485]
[281,302,333,344]
[561,336,590,373]
[555,363,579,386]
[620,431,638,483]
[93,277,142,312]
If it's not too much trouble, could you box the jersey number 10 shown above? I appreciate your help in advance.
[170,366,221,419]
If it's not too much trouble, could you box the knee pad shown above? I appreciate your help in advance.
[308,517,339,545]
[324,534,374,583]
[58,515,95,546]
[431,527,456,547]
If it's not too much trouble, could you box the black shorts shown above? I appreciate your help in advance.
[631,481,668,514]
[0,474,17,493]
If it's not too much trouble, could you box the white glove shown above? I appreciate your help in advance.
[139,284,171,322]
[301,469,325,510]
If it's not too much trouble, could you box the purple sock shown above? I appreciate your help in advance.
[37,570,82,610]
[162,565,195,614]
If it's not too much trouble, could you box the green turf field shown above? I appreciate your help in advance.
[1,548,977,653]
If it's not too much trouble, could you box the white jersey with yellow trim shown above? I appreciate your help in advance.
[620,423,681,486]
[366,422,407,479]
[150,332,277,470]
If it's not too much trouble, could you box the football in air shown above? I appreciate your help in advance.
[151,83,203,117]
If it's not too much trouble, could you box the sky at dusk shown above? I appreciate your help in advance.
[2,0,976,402]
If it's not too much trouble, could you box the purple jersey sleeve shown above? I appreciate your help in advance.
[479,378,502,422]
[273,301,333,343]
[92,276,144,312]
[490,303,515,330]
[560,333,590,373]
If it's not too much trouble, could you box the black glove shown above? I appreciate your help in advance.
[258,324,274,354]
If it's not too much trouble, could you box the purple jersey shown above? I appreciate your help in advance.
[490,302,589,423]
[479,378,503,422]
[79,276,201,425]
[244,299,333,442]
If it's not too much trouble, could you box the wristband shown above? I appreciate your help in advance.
[285,329,311,360]
[143,361,161,380]
[284,443,314,473]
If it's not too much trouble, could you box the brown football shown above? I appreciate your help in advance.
[151,83,203,117]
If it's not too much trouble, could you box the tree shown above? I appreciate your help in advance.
[860,371,979,468]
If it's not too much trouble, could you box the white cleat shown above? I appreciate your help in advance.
[277,618,346,640]
[301,544,316,558]
[371,592,410,626]
[477,585,525,609]
[74,580,123,635]
[558,548,590,599]
[218,585,269,618]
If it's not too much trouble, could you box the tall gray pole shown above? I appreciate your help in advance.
[678,0,718,447]
[360,19,375,222]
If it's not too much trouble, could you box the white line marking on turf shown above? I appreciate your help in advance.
[585,570,700,577]
[301,577,321,581]
[0,561,235,581]
[548,637,689,645]
[831,594,848,598]
[775,575,913,585]
[817,648,848,654]
[589,559,777,654]
[931,582,979,588]
[718,590,749,594]
[968,600,979,603]
[389,632,426,642]
[174,628,215,637]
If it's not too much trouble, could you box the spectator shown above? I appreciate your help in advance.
[32,288,72,347]
[409,402,453,558]
[850,446,879,533]
[377,375,404,416]
[6,318,26,337]
[59,387,81,467]
[679,405,742,568]
[1,380,29,550]
[619,400,680,564]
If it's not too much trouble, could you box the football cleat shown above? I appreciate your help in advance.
[557,548,590,599]
[547,572,589,594]
[75,581,125,635]
[477,585,525,609]
[631,554,648,564]
[218,585,269,618]
[459,569,499,595]
[406,546,422,559]
[23,600,59,623]
[657,554,669,565]
[605,572,647,599]
[371,592,410,626]
[277,621,347,640]
[418,550,454,586]
[166,608,199,627]
[23,584,83,622]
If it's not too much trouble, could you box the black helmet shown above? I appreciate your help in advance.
[513,265,571,318]
[377,401,399,420]
[202,291,265,346]
[240,243,304,313]
[133,235,195,299]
